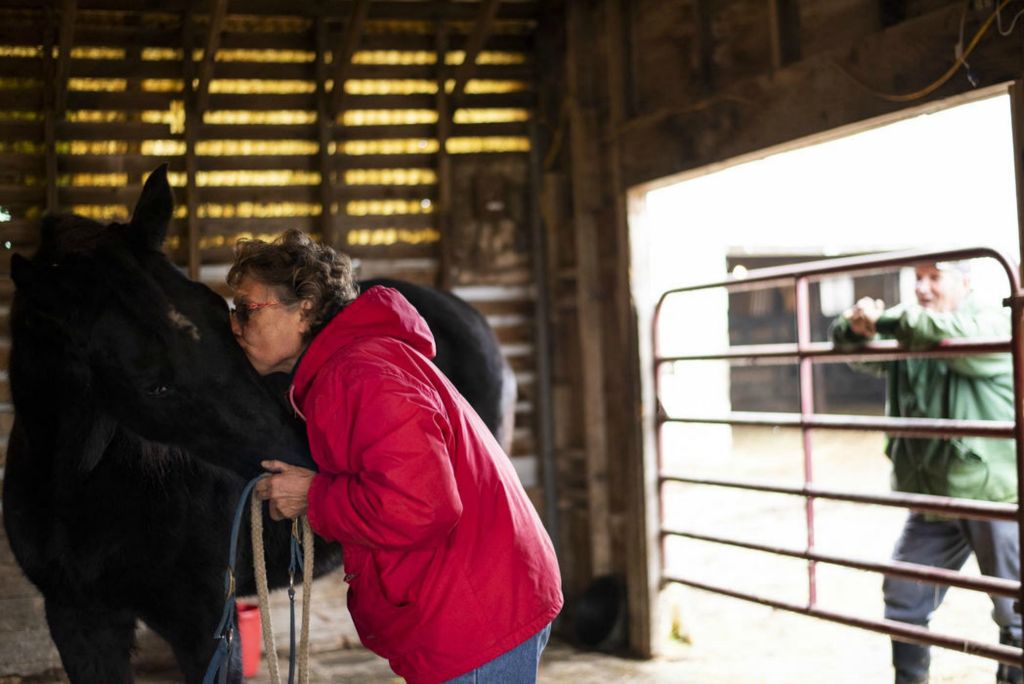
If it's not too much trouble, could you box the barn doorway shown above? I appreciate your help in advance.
[630,90,1021,681]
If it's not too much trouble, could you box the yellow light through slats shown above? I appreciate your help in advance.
[68,78,126,92]
[204,110,316,125]
[344,169,437,186]
[352,51,435,65]
[142,80,184,93]
[347,228,441,246]
[341,109,437,126]
[0,47,40,58]
[446,137,530,153]
[344,80,436,96]
[142,48,182,61]
[198,203,320,218]
[216,49,315,63]
[345,199,433,216]
[67,110,126,123]
[445,51,527,65]
[60,173,128,187]
[142,140,186,156]
[70,47,125,60]
[63,141,129,155]
[70,205,129,220]
[453,108,530,124]
[195,140,319,156]
[341,139,438,155]
[192,170,321,187]
[210,80,316,94]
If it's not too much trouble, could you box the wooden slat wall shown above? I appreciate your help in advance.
[0,2,544,677]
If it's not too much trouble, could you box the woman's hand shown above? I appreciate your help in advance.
[255,460,316,521]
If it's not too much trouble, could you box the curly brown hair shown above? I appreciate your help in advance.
[227,229,359,342]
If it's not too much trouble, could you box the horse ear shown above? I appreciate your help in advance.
[10,253,34,290]
[130,164,173,250]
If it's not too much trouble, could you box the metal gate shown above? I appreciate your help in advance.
[652,247,1024,668]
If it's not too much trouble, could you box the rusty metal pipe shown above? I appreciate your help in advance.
[661,527,1020,598]
[659,474,1019,521]
[661,574,1024,668]
[659,412,1014,439]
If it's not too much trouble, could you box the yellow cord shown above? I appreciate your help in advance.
[835,0,1017,103]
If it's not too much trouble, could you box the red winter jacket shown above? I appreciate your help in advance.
[292,286,563,684]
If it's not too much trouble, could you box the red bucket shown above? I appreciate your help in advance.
[236,600,262,678]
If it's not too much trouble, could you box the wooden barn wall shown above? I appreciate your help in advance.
[0,1,547,676]
[535,0,1024,658]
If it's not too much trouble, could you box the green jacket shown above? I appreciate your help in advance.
[832,296,1016,502]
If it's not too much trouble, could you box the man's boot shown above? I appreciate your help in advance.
[997,629,1022,684]
[893,640,930,684]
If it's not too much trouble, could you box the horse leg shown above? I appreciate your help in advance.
[142,591,243,684]
[44,596,137,684]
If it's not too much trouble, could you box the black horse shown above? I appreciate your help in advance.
[2,166,513,682]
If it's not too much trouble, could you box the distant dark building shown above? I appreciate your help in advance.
[726,254,896,415]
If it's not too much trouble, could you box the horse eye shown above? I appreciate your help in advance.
[146,384,171,397]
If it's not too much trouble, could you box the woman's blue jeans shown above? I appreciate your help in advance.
[443,624,552,683]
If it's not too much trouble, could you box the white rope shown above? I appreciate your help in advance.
[250,494,314,684]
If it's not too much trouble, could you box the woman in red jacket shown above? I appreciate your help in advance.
[227,229,562,684]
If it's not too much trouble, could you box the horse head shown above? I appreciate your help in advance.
[9,165,313,478]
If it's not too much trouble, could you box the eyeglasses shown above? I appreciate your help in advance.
[229,299,285,326]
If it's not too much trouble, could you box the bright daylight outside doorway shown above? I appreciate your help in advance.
[630,92,1020,683]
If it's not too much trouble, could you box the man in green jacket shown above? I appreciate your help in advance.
[833,260,1020,684]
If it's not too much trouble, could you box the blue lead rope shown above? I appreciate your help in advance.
[203,474,264,684]
[202,475,307,684]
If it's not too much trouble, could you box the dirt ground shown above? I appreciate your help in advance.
[2,426,1011,683]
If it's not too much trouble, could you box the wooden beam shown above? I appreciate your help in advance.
[315,17,338,248]
[566,0,612,579]
[328,0,371,120]
[603,0,653,658]
[434,19,453,290]
[53,0,76,117]
[194,0,227,114]
[448,0,502,107]
[181,10,200,279]
[1010,80,1024,278]
[618,3,1024,188]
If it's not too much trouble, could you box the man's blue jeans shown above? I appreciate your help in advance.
[443,624,552,683]
[884,513,1021,683]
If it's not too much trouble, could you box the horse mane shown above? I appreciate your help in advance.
[40,213,115,257]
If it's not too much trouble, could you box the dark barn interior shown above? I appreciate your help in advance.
[2,0,1024,681]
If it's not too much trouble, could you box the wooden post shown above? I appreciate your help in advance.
[194,0,227,114]
[327,0,370,122]
[44,0,76,214]
[448,0,501,109]
[182,11,200,279]
[1010,80,1024,280]
[603,0,652,657]
[315,17,337,247]
[435,19,453,290]
[566,0,612,578]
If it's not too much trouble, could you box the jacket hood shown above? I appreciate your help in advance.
[291,285,436,406]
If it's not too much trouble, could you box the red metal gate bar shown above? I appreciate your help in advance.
[657,337,1013,366]
[661,412,1015,439]
[662,527,1020,598]
[661,573,1024,668]
[652,245,1024,671]
[654,246,1020,298]
[660,474,1020,521]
